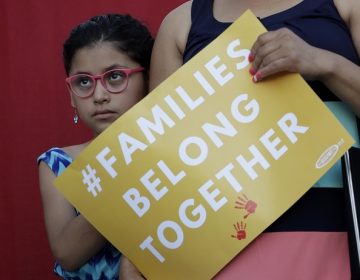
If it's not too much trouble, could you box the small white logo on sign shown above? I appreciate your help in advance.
[315,144,339,169]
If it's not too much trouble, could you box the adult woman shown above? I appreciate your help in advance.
[38,14,153,280]
[148,0,360,279]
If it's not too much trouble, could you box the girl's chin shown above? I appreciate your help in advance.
[93,122,113,135]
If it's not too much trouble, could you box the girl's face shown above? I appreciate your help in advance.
[69,41,147,135]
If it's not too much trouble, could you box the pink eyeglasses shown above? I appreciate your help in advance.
[65,67,144,98]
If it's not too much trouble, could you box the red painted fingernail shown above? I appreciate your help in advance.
[248,53,255,62]
[249,67,256,75]
[252,72,262,83]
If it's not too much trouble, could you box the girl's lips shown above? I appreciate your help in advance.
[93,110,118,120]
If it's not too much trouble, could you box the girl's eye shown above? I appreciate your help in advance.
[107,71,125,83]
[74,76,93,88]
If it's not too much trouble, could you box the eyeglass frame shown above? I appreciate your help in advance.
[65,66,145,98]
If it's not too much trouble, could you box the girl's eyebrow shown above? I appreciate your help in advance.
[70,64,129,75]
[104,64,129,71]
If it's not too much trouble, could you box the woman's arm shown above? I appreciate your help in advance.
[39,162,106,271]
[249,0,360,116]
[149,1,192,91]
[324,0,360,115]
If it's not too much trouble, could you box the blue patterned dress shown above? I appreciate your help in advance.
[38,147,121,280]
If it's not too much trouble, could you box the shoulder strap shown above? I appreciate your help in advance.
[190,0,213,22]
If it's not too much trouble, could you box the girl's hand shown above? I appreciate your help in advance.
[249,28,326,82]
[119,256,145,280]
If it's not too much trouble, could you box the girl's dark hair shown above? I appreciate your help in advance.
[63,14,154,75]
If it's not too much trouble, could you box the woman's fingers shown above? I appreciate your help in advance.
[249,28,319,81]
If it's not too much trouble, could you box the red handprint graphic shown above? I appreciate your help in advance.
[231,221,247,240]
[235,194,257,218]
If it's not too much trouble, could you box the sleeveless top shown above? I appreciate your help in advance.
[184,0,360,101]
[38,148,121,280]
[183,0,358,279]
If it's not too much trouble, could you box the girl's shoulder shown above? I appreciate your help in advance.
[61,141,90,159]
[37,142,90,176]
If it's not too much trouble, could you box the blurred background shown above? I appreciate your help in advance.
[0,0,185,278]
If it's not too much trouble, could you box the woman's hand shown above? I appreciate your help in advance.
[119,256,145,280]
[249,25,360,116]
[249,28,327,82]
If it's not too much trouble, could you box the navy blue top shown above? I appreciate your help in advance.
[183,0,360,101]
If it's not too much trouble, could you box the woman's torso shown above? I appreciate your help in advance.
[183,0,356,279]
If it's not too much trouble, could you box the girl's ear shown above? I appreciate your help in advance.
[66,81,77,108]
[69,91,76,108]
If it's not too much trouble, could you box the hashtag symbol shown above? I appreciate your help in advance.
[82,164,102,197]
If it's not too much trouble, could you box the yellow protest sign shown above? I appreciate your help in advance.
[54,10,354,280]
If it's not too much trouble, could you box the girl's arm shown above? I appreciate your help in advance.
[118,256,145,280]
[39,162,106,271]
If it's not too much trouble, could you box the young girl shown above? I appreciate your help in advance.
[38,14,153,280]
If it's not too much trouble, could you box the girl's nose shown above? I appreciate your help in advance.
[93,80,110,103]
